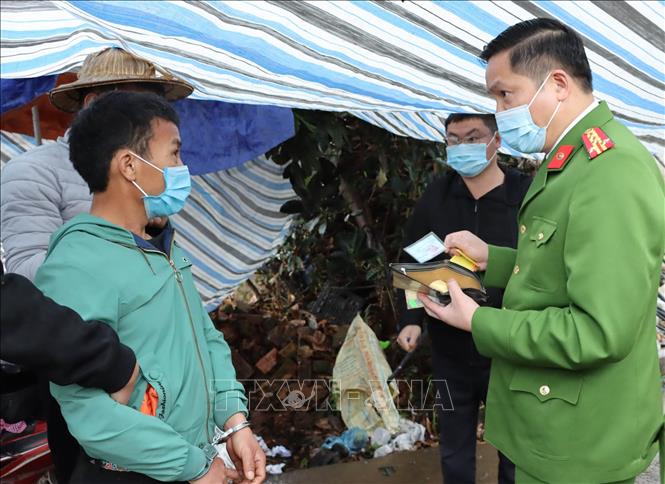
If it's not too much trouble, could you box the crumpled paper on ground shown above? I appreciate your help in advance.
[256,435,292,458]
[372,418,426,458]
[266,463,286,474]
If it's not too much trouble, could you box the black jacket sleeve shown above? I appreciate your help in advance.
[0,268,136,393]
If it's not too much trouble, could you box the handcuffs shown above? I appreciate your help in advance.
[198,420,252,481]
[214,420,252,445]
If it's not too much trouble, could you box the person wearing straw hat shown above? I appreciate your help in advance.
[0,47,194,483]
[1,47,193,282]
[47,48,193,113]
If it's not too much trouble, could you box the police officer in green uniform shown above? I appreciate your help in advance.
[419,18,664,484]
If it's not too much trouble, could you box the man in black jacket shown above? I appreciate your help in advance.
[1,264,139,483]
[396,113,531,484]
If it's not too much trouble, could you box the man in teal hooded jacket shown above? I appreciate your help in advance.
[34,91,266,483]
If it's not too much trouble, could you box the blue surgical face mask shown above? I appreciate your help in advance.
[130,151,191,218]
[446,133,498,178]
[495,73,561,154]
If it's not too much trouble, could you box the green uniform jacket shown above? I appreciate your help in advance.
[34,214,248,482]
[471,102,664,482]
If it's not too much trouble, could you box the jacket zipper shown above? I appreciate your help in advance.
[474,201,479,236]
[136,241,213,443]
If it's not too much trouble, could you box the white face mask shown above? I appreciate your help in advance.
[494,72,561,153]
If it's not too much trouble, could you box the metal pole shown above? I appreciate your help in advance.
[31,105,42,145]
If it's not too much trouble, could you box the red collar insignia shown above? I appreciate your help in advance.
[547,145,575,170]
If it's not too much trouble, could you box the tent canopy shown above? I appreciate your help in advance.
[1,0,663,162]
[0,74,295,175]
[1,1,663,307]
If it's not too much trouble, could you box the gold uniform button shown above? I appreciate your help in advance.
[513,265,520,274]
[537,232,544,241]
[539,385,550,396]
[520,225,526,234]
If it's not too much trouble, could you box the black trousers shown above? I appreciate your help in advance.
[44,385,80,484]
[68,452,187,484]
[432,351,515,484]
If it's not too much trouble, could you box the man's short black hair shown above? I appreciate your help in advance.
[480,18,593,92]
[69,91,179,193]
[444,113,497,134]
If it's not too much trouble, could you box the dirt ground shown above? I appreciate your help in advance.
[268,444,660,484]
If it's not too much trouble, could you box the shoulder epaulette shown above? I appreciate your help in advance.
[582,127,614,159]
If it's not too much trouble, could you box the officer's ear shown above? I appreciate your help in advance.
[551,69,572,102]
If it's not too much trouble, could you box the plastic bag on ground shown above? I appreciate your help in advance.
[332,314,400,433]
[321,427,368,454]
[373,418,426,458]
[370,426,392,447]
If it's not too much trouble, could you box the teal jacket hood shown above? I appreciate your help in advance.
[47,213,144,257]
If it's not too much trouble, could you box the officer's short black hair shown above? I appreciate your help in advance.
[69,91,179,193]
[444,113,497,134]
[480,18,593,93]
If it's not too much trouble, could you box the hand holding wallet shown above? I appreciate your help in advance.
[390,256,488,306]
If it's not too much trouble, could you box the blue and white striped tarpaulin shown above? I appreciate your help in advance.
[1,0,663,162]
[0,77,296,175]
[0,131,297,310]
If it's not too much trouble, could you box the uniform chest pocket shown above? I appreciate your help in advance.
[529,216,557,247]
[520,216,561,293]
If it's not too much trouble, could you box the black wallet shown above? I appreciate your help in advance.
[390,260,488,305]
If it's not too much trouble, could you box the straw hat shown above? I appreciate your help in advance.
[49,47,194,112]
